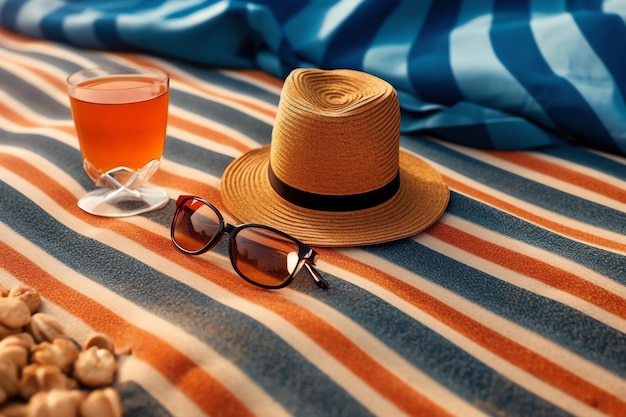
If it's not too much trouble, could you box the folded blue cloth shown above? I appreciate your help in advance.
[2,0,625,154]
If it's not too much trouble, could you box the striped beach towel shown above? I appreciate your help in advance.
[1,1,626,155]
[1,12,626,417]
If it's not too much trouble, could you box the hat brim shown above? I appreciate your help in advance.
[221,145,449,247]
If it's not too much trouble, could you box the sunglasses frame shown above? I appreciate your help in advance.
[171,196,328,289]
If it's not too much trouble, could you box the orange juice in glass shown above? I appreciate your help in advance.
[67,66,170,217]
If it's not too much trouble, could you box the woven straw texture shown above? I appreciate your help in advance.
[222,68,449,246]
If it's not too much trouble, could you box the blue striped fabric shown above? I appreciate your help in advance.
[1,0,626,154]
[1,18,626,417]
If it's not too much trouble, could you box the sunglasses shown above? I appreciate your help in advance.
[170,196,328,289]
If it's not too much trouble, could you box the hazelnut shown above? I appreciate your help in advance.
[31,339,79,374]
[73,347,116,388]
[25,314,65,344]
[0,355,19,403]
[0,334,34,370]
[27,389,84,417]
[82,333,115,355]
[0,325,21,342]
[8,287,40,315]
[19,364,76,400]
[0,334,35,351]
[79,388,123,417]
[0,285,124,414]
[0,345,29,370]
[0,299,30,330]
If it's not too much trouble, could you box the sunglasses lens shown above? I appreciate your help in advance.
[172,199,221,253]
[231,227,301,288]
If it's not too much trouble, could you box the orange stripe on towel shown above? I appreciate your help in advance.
[118,55,277,120]
[4,120,624,416]
[0,102,42,127]
[0,154,452,417]
[165,250,455,417]
[488,151,626,203]
[232,69,285,89]
[167,113,253,154]
[443,175,626,254]
[0,101,74,136]
[0,153,255,415]
[0,242,255,417]
[428,222,626,320]
[0,50,68,93]
[317,248,626,417]
[0,28,52,46]
[151,169,224,204]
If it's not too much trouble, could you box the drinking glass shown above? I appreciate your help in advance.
[67,66,170,217]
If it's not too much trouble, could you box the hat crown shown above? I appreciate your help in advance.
[269,69,400,199]
[221,67,449,246]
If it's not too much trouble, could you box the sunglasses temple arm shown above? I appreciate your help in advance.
[303,263,328,289]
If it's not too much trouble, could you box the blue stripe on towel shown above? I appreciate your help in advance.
[408,1,464,105]
[169,89,273,145]
[402,137,626,234]
[301,277,573,417]
[164,136,235,177]
[321,1,399,69]
[3,1,626,154]
[446,193,626,286]
[0,183,374,417]
[0,129,88,188]
[40,7,71,44]
[570,9,626,113]
[366,237,626,377]
[541,145,626,180]
[491,3,619,153]
[450,0,557,132]
[116,381,173,417]
[0,67,70,120]
[177,66,281,106]
[363,1,430,93]
[0,0,20,31]
[0,178,577,416]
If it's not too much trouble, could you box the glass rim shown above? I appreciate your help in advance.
[66,65,169,89]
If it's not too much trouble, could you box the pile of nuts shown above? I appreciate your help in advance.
[0,284,123,417]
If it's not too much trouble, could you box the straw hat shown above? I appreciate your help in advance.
[221,68,449,247]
